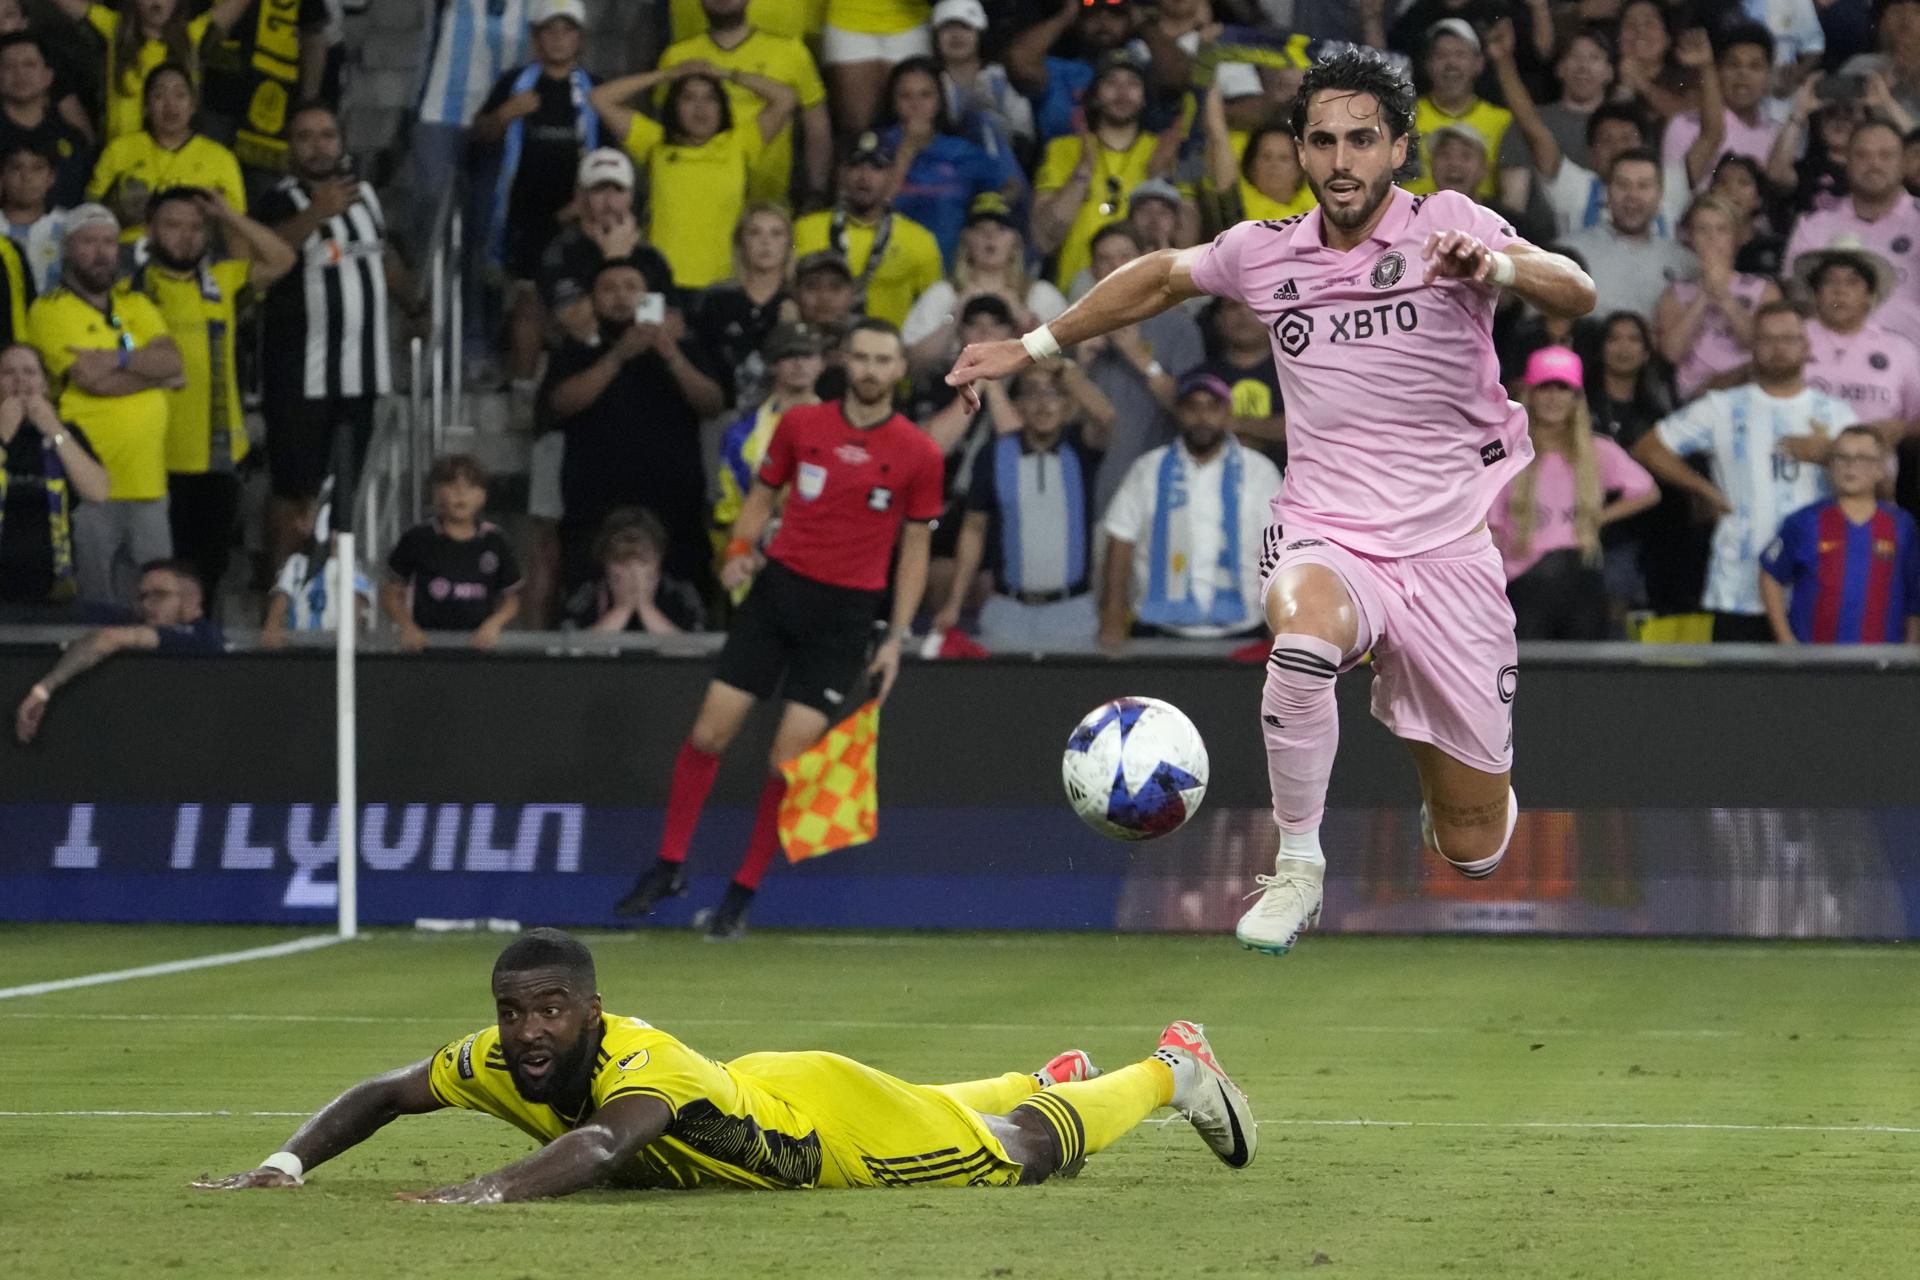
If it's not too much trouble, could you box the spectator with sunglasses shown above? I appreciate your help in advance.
[26,202,180,607]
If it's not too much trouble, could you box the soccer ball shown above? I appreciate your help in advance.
[1061,696,1210,841]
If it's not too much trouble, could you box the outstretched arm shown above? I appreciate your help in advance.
[16,625,157,744]
[946,246,1206,409]
[190,1060,445,1189]
[397,1094,669,1204]
[1421,235,1596,322]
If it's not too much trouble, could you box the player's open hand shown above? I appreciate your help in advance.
[190,1166,302,1190]
[946,339,1031,412]
[396,1182,502,1205]
[1422,230,1506,285]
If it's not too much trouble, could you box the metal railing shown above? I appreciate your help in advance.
[352,179,468,586]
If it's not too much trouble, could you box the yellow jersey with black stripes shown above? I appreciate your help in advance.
[427,1014,1023,1191]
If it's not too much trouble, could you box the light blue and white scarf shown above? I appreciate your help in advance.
[1138,437,1246,629]
[490,63,599,265]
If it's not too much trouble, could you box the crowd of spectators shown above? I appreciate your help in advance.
[1,0,1917,660]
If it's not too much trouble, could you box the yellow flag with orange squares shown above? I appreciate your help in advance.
[777,700,880,862]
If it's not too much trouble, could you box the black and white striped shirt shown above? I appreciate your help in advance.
[257,176,393,401]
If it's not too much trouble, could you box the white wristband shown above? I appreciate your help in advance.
[260,1151,305,1182]
[1020,325,1061,364]
[1488,252,1516,288]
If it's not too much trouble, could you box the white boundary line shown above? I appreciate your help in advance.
[0,935,344,1001]
[0,1011,1889,1042]
[0,1111,1913,1135]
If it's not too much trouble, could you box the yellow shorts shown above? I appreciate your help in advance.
[727,1051,1024,1188]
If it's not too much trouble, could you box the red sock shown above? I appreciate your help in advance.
[731,773,788,891]
[658,741,721,865]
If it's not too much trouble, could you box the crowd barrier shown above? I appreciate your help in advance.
[1,640,1915,938]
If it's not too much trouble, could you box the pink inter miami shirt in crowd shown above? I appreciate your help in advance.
[1187,186,1533,558]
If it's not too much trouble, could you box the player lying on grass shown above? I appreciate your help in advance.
[192,929,1256,1202]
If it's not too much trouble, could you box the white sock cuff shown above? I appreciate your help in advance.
[1278,827,1325,866]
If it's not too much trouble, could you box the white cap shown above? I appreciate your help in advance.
[1427,17,1480,52]
[66,202,119,237]
[931,0,988,30]
[576,147,634,191]
[530,0,586,27]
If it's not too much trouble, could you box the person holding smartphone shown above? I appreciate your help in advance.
[540,257,725,603]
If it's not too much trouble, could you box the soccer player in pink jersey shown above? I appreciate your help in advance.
[947,49,1596,955]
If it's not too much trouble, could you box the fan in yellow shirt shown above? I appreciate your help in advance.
[1033,55,1166,289]
[1405,23,1512,200]
[188,930,1258,1203]
[133,186,295,598]
[1199,85,1315,237]
[592,60,799,289]
[670,0,825,43]
[86,63,246,245]
[53,0,254,142]
[659,1,830,204]
[791,135,944,329]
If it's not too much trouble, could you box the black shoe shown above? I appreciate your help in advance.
[613,859,688,917]
[693,882,755,942]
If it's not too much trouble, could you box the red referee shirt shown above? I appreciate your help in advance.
[758,400,945,591]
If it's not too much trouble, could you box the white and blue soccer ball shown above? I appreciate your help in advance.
[1061,696,1210,841]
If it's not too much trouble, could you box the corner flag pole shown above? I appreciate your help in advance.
[331,424,361,941]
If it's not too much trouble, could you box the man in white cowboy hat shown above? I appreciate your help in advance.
[1795,233,1920,453]
[1784,117,1920,331]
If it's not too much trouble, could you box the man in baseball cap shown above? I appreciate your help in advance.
[1411,16,1513,200]
[931,0,987,33]
[1097,366,1283,646]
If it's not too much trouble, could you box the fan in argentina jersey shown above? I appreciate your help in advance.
[1634,302,1853,637]
[255,102,395,569]
[188,930,1262,1202]
[944,48,1599,958]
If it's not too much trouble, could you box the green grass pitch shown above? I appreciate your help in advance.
[2,926,1917,1278]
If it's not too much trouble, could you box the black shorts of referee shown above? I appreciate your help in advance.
[714,557,883,717]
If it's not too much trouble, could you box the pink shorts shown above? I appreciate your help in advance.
[1258,523,1517,774]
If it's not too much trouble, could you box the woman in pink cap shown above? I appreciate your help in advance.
[1489,346,1659,639]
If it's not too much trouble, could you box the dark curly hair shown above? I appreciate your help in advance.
[1287,48,1418,145]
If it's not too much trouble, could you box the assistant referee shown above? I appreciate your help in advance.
[614,318,943,940]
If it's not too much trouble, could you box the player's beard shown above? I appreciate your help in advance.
[1310,165,1393,232]
[505,1029,596,1104]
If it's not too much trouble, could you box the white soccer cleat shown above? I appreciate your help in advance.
[1234,854,1324,955]
[1154,1020,1256,1169]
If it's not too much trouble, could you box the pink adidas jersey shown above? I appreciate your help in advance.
[1804,319,1920,426]
[1187,186,1534,558]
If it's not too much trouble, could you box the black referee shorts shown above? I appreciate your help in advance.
[714,558,883,717]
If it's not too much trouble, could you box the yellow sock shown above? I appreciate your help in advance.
[1013,1059,1173,1167]
[931,1071,1041,1112]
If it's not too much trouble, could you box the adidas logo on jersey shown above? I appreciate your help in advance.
[1272,279,1299,301]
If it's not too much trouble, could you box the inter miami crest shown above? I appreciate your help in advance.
[1371,251,1406,289]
